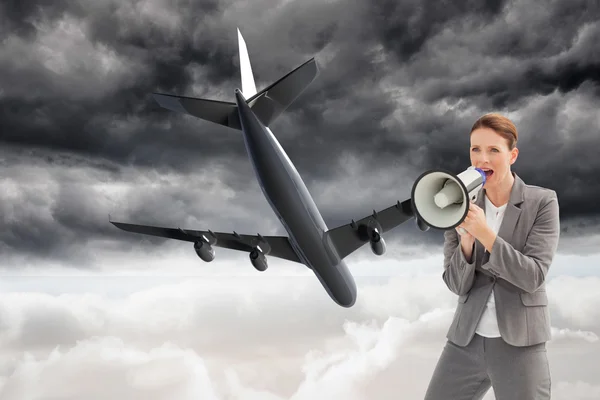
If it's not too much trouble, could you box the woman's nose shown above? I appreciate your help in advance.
[472,154,488,166]
[478,151,490,162]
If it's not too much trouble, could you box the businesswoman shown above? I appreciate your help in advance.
[424,113,560,400]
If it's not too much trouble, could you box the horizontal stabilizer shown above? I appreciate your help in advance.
[152,93,242,130]
[152,57,318,130]
[246,57,318,126]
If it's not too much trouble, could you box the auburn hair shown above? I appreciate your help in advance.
[470,113,518,150]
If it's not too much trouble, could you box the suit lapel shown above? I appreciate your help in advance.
[476,172,525,265]
[496,173,525,245]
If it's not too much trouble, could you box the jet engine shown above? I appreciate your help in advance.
[250,247,268,271]
[369,227,386,255]
[194,240,215,262]
[415,215,430,232]
[357,219,387,256]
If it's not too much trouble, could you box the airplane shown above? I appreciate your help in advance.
[110,28,430,308]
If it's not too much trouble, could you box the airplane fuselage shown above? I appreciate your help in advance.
[234,90,357,307]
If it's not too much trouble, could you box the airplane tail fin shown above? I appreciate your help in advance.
[152,28,319,130]
[237,28,257,99]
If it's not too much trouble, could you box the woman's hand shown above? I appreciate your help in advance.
[456,224,475,242]
[458,203,497,253]
[456,223,475,262]
[460,203,488,240]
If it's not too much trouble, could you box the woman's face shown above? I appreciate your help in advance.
[470,127,518,189]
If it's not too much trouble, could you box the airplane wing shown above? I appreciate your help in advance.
[110,220,302,264]
[325,198,415,260]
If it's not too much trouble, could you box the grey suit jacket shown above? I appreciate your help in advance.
[443,172,560,347]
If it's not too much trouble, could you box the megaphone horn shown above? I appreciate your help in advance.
[410,166,487,230]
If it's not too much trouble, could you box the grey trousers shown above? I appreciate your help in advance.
[424,334,551,399]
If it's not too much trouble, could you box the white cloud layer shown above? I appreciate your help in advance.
[1,255,599,399]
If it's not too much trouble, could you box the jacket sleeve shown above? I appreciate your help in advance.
[442,227,477,295]
[481,190,560,293]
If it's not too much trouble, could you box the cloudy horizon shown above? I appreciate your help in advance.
[1,0,600,398]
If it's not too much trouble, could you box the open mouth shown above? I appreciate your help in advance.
[482,169,494,179]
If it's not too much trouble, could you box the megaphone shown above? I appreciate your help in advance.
[411,166,487,231]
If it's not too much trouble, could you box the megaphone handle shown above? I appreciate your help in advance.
[458,192,479,235]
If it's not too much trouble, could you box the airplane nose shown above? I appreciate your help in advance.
[337,291,357,308]
[312,261,357,308]
[332,266,357,308]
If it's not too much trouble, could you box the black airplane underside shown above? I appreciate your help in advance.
[234,90,331,258]
[109,28,426,308]
[234,89,358,306]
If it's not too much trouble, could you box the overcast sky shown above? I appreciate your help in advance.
[1,0,599,398]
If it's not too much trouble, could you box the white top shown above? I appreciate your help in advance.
[474,194,507,338]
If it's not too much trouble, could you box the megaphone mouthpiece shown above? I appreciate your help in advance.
[453,167,486,192]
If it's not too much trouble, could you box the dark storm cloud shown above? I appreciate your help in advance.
[1,0,599,265]
[419,21,600,109]
[0,0,246,173]
[367,0,506,62]
[0,142,287,265]
[0,0,73,38]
